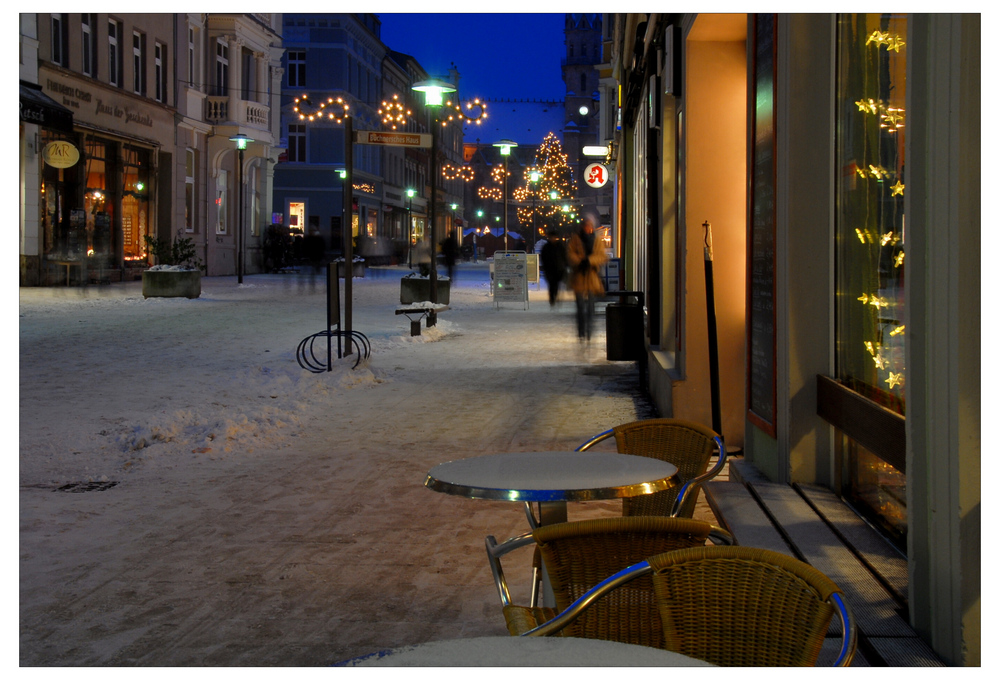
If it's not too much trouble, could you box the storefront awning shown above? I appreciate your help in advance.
[20,80,74,133]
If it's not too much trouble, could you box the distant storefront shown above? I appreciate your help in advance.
[28,66,174,284]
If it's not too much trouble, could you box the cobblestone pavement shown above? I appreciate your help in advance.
[19,273,720,666]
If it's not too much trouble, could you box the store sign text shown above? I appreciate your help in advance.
[45,78,153,128]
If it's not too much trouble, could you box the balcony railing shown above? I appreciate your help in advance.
[205,96,269,130]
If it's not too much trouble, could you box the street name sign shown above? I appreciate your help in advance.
[355,131,432,148]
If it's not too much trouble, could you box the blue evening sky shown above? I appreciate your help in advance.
[377,12,567,102]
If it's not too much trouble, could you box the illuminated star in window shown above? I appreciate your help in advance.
[894,252,905,268]
[885,372,904,389]
[866,30,890,47]
[873,354,889,370]
[887,36,906,52]
[868,295,886,309]
[868,165,887,180]
[890,180,905,196]
[865,341,876,356]
[890,325,906,337]
[857,293,869,304]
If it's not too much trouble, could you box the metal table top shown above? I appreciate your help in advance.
[425,451,678,503]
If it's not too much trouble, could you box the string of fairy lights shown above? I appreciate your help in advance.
[851,27,907,397]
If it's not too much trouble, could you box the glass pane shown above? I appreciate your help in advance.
[835,13,907,415]
[844,436,907,551]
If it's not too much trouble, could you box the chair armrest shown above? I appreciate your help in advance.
[522,560,654,637]
[575,429,615,451]
[831,593,858,666]
[708,526,734,545]
[485,532,535,608]
[670,435,727,517]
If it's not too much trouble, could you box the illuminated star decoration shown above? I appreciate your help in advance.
[866,30,890,47]
[890,180,905,196]
[873,354,889,370]
[378,94,411,131]
[865,341,877,356]
[855,98,879,114]
[894,251,905,268]
[881,107,905,133]
[890,325,905,337]
[885,372,904,389]
[887,35,906,52]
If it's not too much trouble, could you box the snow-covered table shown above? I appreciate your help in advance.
[337,635,713,666]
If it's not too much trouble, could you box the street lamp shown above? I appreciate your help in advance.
[412,78,457,304]
[475,209,484,262]
[493,139,517,250]
[529,168,541,250]
[229,133,254,284]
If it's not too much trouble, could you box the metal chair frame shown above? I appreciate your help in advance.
[520,547,858,667]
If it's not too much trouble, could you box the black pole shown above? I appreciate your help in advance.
[703,221,723,440]
[237,147,244,284]
[343,116,353,354]
[428,111,439,307]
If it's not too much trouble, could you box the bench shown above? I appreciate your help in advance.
[395,305,449,336]
[704,461,944,667]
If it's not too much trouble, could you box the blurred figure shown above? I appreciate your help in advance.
[441,233,460,282]
[539,230,567,306]
[413,239,432,277]
[301,228,325,291]
[567,216,607,341]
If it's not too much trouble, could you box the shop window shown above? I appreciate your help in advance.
[835,13,907,545]
[84,138,113,262]
[185,149,196,233]
[122,146,150,263]
[216,169,228,234]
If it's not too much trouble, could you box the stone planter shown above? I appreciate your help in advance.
[142,270,202,299]
[400,276,450,305]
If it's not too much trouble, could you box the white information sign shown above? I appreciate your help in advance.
[493,251,529,309]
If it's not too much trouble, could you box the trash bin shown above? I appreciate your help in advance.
[606,291,645,361]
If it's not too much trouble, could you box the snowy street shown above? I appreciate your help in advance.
[18,264,656,665]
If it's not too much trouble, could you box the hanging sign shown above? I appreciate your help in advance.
[42,140,80,168]
[584,162,609,188]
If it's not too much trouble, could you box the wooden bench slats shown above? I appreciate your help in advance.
[796,483,909,603]
[703,482,796,557]
[749,481,914,638]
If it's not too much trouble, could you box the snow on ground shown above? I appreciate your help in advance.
[17,263,657,666]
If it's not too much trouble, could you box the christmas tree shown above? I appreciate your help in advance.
[514,133,579,238]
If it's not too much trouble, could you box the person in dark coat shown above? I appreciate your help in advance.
[441,233,460,282]
[539,230,568,306]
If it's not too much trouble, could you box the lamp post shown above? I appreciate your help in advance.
[229,133,253,284]
[475,209,483,262]
[493,139,517,250]
[412,78,457,305]
[406,187,415,266]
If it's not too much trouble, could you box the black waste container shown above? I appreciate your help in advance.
[605,291,645,361]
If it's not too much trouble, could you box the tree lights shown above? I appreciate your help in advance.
[515,132,579,235]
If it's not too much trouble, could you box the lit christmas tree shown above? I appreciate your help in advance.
[514,133,579,237]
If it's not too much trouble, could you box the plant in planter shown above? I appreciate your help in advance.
[142,234,204,299]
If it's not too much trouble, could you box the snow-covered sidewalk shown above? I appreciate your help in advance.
[19,267,654,665]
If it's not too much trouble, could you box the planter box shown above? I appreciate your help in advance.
[142,270,202,299]
[335,261,365,278]
[400,276,450,304]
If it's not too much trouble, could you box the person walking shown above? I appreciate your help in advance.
[441,233,460,282]
[567,216,607,341]
[539,230,568,306]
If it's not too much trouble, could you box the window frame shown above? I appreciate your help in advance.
[108,19,122,87]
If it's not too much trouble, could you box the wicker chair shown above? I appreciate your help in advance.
[485,516,732,648]
[575,418,726,518]
[523,545,857,667]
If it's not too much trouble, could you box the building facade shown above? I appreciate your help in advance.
[601,12,980,665]
[19,13,282,284]
[272,14,466,267]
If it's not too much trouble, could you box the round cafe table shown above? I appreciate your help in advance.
[337,635,713,667]
[424,451,679,505]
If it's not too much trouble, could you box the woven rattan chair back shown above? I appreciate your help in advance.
[503,516,714,648]
[648,546,842,666]
[609,419,719,518]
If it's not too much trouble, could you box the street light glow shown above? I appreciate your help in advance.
[412,78,457,107]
